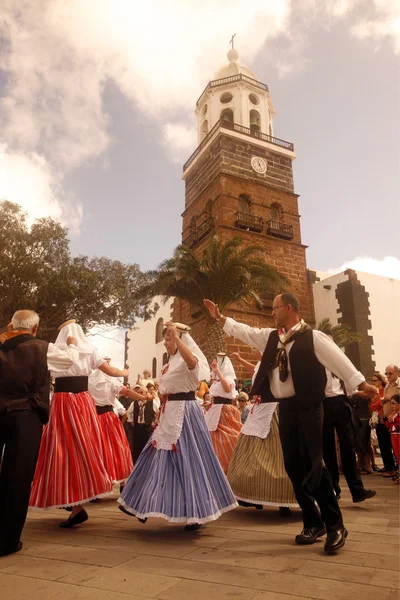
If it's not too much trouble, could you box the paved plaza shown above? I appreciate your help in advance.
[1,474,398,600]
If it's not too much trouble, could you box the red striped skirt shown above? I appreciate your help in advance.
[98,411,133,483]
[210,405,242,473]
[29,391,113,509]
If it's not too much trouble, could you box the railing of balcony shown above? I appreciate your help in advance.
[197,74,269,106]
[182,215,215,249]
[235,212,263,231]
[183,119,294,172]
[266,220,293,239]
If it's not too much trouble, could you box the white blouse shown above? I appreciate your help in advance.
[209,378,236,399]
[158,353,200,395]
[51,347,105,379]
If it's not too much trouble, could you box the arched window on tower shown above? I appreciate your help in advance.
[162,353,168,366]
[249,109,261,132]
[206,200,213,216]
[152,357,157,379]
[270,204,281,230]
[221,108,234,124]
[238,194,251,214]
[155,318,164,344]
[201,120,208,141]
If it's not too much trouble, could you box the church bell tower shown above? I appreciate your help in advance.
[175,44,315,360]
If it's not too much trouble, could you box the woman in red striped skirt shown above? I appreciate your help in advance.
[29,320,128,528]
[205,354,242,473]
[89,366,133,486]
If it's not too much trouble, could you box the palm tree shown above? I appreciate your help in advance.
[317,317,362,349]
[142,234,289,360]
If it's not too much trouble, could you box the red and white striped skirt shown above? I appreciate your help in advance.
[98,411,133,484]
[29,391,113,509]
[210,405,242,474]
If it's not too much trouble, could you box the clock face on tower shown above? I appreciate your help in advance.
[251,156,267,174]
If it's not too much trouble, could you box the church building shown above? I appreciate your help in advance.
[127,46,317,378]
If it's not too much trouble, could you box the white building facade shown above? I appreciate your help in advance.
[312,269,400,375]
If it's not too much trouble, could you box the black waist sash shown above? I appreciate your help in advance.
[96,405,114,416]
[54,376,89,393]
[168,391,196,401]
[213,396,232,405]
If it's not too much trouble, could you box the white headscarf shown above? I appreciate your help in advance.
[180,331,210,382]
[217,354,237,380]
[55,322,95,354]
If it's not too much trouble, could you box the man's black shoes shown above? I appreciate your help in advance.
[324,528,348,553]
[352,489,376,503]
[295,526,327,545]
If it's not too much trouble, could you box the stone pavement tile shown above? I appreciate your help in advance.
[348,524,400,536]
[252,593,308,600]
[353,532,399,545]
[39,544,137,567]
[182,547,306,573]
[293,576,398,600]
[216,537,369,566]
[0,556,85,581]
[352,541,400,556]
[0,572,149,600]
[365,553,400,571]
[58,565,178,597]
[370,569,400,589]
[19,540,67,557]
[297,559,378,585]
[157,579,259,600]
[122,555,304,594]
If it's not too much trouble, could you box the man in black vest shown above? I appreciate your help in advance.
[0,310,78,557]
[204,295,377,554]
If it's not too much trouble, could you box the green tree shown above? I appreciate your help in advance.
[0,200,155,340]
[143,234,289,360]
[317,317,362,349]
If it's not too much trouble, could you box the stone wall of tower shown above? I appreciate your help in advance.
[175,131,315,371]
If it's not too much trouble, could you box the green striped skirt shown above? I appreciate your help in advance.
[227,408,298,507]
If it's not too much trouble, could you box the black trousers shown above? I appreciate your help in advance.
[0,408,43,553]
[279,398,343,532]
[132,423,153,463]
[376,422,396,471]
[322,396,364,498]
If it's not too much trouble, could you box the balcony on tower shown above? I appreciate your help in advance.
[182,212,215,249]
[235,211,263,232]
[266,220,293,240]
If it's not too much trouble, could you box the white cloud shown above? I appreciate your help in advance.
[0,0,398,224]
[327,256,400,280]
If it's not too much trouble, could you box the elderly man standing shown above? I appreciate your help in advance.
[204,294,377,554]
[0,310,78,557]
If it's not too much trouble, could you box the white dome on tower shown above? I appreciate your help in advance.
[213,48,260,82]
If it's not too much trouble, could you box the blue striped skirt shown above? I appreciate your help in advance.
[118,401,238,524]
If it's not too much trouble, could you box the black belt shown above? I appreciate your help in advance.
[54,376,89,393]
[168,391,196,401]
[213,396,232,405]
[96,405,114,416]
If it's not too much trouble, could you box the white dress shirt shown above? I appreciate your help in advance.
[223,318,365,399]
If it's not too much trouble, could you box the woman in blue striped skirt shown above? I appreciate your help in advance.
[118,322,238,531]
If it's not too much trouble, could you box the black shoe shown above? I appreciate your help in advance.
[336,494,341,500]
[372,465,381,472]
[324,527,348,553]
[352,489,376,503]
[295,526,327,545]
[184,523,202,532]
[238,500,263,510]
[118,505,147,523]
[279,507,292,517]
[90,498,101,503]
[59,509,88,528]
[0,541,23,557]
